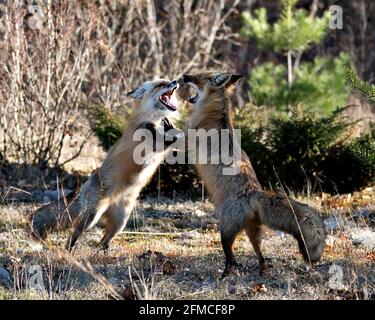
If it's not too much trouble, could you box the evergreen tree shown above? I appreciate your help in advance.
[241,0,349,114]
[345,67,375,182]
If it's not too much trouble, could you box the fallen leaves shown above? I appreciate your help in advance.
[138,250,167,263]
[250,283,268,293]
[162,260,176,275]
[138,250,177,276]
[326,288,372,300]
[365,251,375,261]
[121,285,137,300]
[319,187,375,210]
[108,284,137,300]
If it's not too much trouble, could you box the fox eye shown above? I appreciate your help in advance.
[187,86,197,97]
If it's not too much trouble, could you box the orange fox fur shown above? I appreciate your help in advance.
[182,73,326,277]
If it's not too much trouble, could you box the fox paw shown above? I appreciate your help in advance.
[99,244,110,256]
[259,259,273,276]
[231,261,243,269]
[220,268,234,279]
[220,261,243,279]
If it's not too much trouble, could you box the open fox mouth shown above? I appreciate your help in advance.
[160,88,177,111]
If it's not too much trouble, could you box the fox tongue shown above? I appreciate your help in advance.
[161,91,177,110]
[162,95,171,105]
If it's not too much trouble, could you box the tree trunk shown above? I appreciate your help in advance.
[287,50,293,111]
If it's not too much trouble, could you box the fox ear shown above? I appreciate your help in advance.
[127,86,146,100]
[227,74,243,87]
[182,74,195,83]
[211,73,243,88]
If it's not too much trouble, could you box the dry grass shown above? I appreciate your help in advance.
[0,189,374,300]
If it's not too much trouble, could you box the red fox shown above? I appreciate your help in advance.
[31,79,180,251]
[181,73,326,277]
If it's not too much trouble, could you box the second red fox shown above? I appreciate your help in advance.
[181,72,326,277]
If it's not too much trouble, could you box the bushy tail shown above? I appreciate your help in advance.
[30,190,81,240]
[258,192,326,263]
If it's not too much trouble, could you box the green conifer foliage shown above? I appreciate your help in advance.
[242,0,349,114]
[346,65,375,105]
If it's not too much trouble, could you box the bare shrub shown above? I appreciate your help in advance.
[84,0,241,111]
[0,0,240,169]
[0,1,99,167]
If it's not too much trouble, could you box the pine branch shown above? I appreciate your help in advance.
[346,65,375,104]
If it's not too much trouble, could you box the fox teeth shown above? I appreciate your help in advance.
[160,89,177,111]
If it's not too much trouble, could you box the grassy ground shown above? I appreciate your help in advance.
[0,189,374,300]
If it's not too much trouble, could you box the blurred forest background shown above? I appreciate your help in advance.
[0,0,374,201]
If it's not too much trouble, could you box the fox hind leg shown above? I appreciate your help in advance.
[99,201,131,252]
[66,201,109,252]
[66,209,95,252]
[220,223,242,278]
[245,223,266,276]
